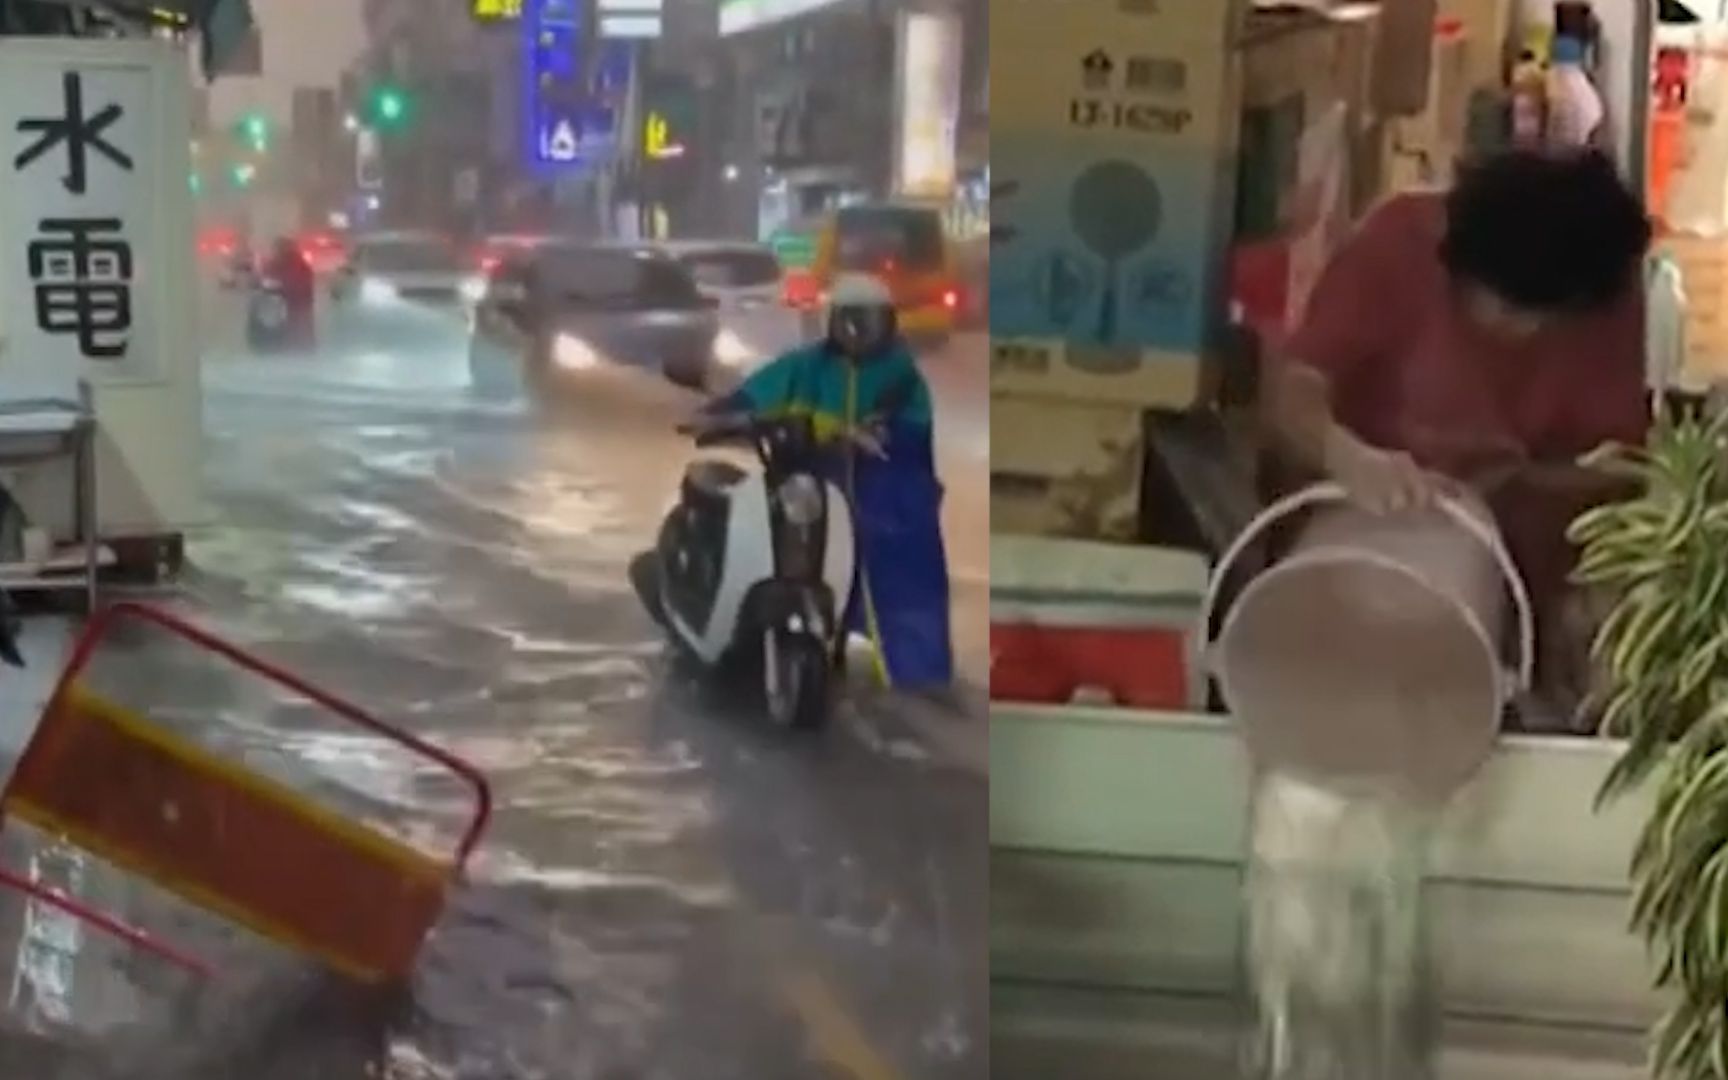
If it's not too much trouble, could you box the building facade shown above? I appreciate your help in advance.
[694,0,980,240]
[348,0,517,230]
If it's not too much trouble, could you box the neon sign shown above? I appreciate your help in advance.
[520,0,632,172]
[471,0,523,19]
[644,112,685,159]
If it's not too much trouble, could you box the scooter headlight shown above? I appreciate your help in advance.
[713,328,754,368]
[776,474,824,527]
[552,333,601,371]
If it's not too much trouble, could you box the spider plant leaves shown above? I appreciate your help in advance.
[1578,413,1728,1080]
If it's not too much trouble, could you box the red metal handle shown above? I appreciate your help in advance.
[0,863,212,977]
[37,601,494,874]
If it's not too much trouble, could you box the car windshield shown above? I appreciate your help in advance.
[536,247,702,309]
[833,208,946,273]
[678,248,781,289]
[357,238,459,273]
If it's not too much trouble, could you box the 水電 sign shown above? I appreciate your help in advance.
[1,61,155,392]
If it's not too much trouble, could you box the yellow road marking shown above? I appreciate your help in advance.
[778,966,902,1080]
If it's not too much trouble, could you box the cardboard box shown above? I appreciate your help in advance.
[1236,8,1376,242]
[990,394,1145,542]
[990,338,1212,411]
[1385,25,1472,189]
[990,0,1244,406]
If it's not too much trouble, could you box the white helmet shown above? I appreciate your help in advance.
[825,274,897,359]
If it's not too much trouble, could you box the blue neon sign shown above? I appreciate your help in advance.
[520,0,632,173]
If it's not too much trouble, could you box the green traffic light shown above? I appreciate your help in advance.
[238,112,268,151]
[370,86,408,128]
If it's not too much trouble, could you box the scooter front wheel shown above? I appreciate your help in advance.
[763,628,830,731]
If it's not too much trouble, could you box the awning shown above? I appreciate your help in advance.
[0,0,257,78]
[194,0,257,78]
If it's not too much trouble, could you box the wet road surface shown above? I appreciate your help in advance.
[0,289,988,1078]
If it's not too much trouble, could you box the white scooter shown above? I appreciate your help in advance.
[631,413,861,729]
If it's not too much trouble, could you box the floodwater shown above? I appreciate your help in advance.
[0,290,990,1078]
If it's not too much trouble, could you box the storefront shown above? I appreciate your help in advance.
[1647,0,1728,386]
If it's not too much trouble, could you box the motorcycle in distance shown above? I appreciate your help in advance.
[245,276,312,353]
[631,412,878,730]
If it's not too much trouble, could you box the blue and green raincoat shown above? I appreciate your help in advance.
[711,340,954,689]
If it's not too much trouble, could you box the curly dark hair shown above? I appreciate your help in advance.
[1439,149,1651,314]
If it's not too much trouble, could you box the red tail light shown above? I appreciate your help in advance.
[783,271,821,310]
[941,288,959,310]
[479,255,501,274]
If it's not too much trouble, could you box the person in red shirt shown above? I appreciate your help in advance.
[1264,150,1653,726]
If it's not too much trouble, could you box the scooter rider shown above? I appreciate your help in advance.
[263,237,315,345]
[682,274,954,690]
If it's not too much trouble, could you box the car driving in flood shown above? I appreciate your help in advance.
[331,231,482,308]
[658,240,800,377]
[466,242,723,398]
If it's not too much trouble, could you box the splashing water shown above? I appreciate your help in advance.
[1244,771,1438,1080]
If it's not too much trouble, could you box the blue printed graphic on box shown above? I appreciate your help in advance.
[990,133,1233,353]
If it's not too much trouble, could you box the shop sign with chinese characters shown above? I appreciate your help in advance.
[1,62,156,395]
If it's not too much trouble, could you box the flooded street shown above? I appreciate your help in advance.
[0,289,989,1079]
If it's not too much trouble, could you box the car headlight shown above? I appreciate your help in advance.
[552,333,600,371]
[460,276,486,303]
[776,474,824,526]
[359,277,395,303]
[713,328,755,368]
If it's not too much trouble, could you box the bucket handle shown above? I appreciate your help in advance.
[1198,482,1535,692]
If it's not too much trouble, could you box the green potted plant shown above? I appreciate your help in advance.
[1571,407,1728,1078]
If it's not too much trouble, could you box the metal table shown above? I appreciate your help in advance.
[0,390,100,614]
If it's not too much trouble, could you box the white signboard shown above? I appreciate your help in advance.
[894,10,962,199]
[719,0,846,36]
[0,62,155,397]
[600,0,661,38]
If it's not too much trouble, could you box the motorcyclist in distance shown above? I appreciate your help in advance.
[263,236,316,344]
[682,274,954,691]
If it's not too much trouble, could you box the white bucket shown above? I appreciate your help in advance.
[1200,483,1534,806]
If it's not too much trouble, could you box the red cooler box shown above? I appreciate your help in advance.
[990,536,1208,710]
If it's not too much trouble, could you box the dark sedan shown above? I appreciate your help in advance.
[467,243,721,398]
